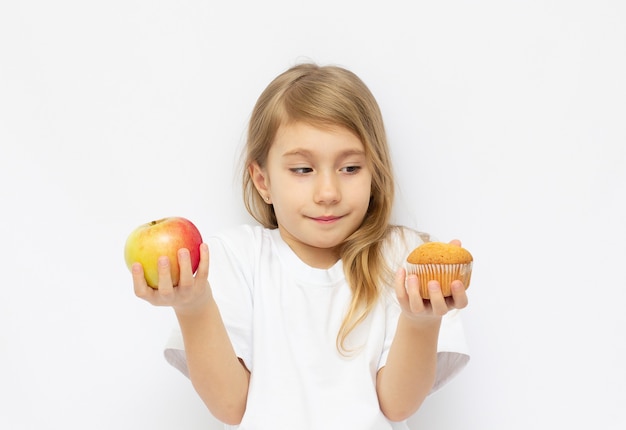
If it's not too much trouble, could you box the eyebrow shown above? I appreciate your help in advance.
[282,148,366,158]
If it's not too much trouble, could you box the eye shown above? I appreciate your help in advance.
[289,167,314,175]
[340,166,361,174]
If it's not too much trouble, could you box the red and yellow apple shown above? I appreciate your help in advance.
[124,217,203,288]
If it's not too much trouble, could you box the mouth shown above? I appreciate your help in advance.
[310,215,343,224]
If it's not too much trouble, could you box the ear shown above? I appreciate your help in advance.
[249,161,270,197]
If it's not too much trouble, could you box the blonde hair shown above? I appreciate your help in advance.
[242,63,396,352]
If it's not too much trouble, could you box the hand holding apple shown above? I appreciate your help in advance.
[124,217,203,288]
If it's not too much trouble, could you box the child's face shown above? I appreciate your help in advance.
[252,121,372,268]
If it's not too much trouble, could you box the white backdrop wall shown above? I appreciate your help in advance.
[1,1,624,429]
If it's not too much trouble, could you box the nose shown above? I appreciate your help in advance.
[314,172,341,205]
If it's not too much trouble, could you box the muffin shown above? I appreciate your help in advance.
[406,242,473,298]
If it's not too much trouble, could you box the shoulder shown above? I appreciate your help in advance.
[205,224,275,266]
[385,225,432,246]
[208,223,271,249]
[380,225,433,267]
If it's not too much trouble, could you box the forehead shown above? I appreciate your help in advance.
[271,121,365,156]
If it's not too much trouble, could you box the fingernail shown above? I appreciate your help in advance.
[451,280,464,291]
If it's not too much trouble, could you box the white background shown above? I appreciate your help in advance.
[1,1,625,429]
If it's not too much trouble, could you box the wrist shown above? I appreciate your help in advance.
[399,312,442,331]
[173,291,214,319]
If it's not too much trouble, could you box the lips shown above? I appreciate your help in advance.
[311,215,342,223]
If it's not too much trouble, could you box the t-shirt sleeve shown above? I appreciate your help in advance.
[377,298,470,394]
[431,309,470,392]
[163,228,255,378]
[163,327,188,377]
[378,227,471,393]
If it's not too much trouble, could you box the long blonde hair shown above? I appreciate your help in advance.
[242,63,396,352]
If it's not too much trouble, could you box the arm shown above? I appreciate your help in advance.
[133,244,250,424]
[376,265,468,421]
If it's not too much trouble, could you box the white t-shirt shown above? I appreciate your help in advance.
[164,224,470,430]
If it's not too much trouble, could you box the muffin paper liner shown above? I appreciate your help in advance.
[406,262,473,298]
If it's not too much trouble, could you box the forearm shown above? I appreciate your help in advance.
[376,315,441,422]
[175,296,250,425]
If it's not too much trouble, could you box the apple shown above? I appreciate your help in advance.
[124,217,203,288]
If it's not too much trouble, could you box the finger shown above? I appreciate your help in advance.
[449,239,462,247]
[157,256,175,299]
[177,248,193,287]
[449,280,469,309]
[406,274,426,313]
[131,262,153,298]
[195,243,210,281]
[427,280,449,316]
[394,268,407,301]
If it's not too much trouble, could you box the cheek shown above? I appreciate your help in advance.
[359,176,374,203]
[268,190,296,219]
[352,182,373,214]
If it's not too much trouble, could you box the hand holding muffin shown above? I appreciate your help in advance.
[406,241,473,299]
[395,240,471,319]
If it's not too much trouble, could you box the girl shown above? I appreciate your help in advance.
[132,63,470,429]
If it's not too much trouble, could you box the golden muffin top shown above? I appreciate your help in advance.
[407,241,473,264]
